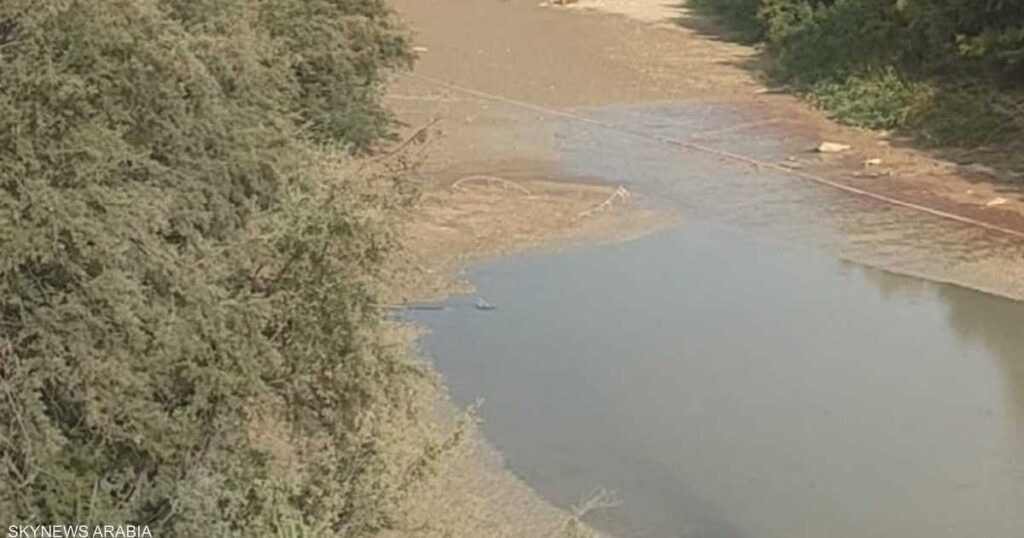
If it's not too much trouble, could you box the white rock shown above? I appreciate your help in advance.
[985,197,1009,207]
[864,158,882,166]
[816,142,851,153]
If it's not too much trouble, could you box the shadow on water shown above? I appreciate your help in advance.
[411,224,1024,538]
[854,264,1024,434]
[412,102,1024,538]
[942,291,1024,432]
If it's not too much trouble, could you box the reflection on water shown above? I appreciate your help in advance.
[851,264,1024,443]
[411,227,1024,538]
[945,295,1024,436]
[411,103,1024,538]
[933,285,1024,434]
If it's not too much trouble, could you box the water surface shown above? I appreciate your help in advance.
[412,226,1024,538]
[411,103,1024,538]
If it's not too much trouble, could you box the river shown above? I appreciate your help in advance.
[408,103,1024,538]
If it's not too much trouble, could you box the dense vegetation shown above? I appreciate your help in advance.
[691,0,1024,148]
[0,0,430,535]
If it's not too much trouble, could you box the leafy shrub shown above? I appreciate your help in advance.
[806,68,932,129]
[696,0,1024,83]
[910,87,1010,147]
[899,0,1024,80]
[761,0,902,81]
[689,0,764,42]
[805,69,1009,146]
[688,0,1023,147]
[0,0,424,535]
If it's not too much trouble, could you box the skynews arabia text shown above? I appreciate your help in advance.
[7,526,152,538]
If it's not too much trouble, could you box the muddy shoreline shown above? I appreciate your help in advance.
[383,171,666,538]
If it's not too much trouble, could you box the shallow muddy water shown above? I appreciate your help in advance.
[410,103,1024,538]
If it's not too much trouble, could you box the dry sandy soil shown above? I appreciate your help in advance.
[380,1,1024,536]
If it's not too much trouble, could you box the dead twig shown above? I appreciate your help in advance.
[572,488,620,518]
[368,116,442,166]
[557,488,621,538]
[575,185,630,221]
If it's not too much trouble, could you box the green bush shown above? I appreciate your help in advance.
[900,0,1024,80]
[761,0,902,81]
[806,68,931,130]
[688,0,1023,147]
[910,87,1010,147]
[689,0,764,42]
[699,0,1024,82]
[805,69,1009,146]
[0,0,423,535]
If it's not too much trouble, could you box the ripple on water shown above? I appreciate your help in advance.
[558,102,1024,300]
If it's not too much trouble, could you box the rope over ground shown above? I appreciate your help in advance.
[402,72,1024,242]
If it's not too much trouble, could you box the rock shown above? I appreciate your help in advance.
[816,142,851,153]
[985,197,1009,207]
[864,158,883,166]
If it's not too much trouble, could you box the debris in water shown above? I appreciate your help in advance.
[475,298,496,311]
